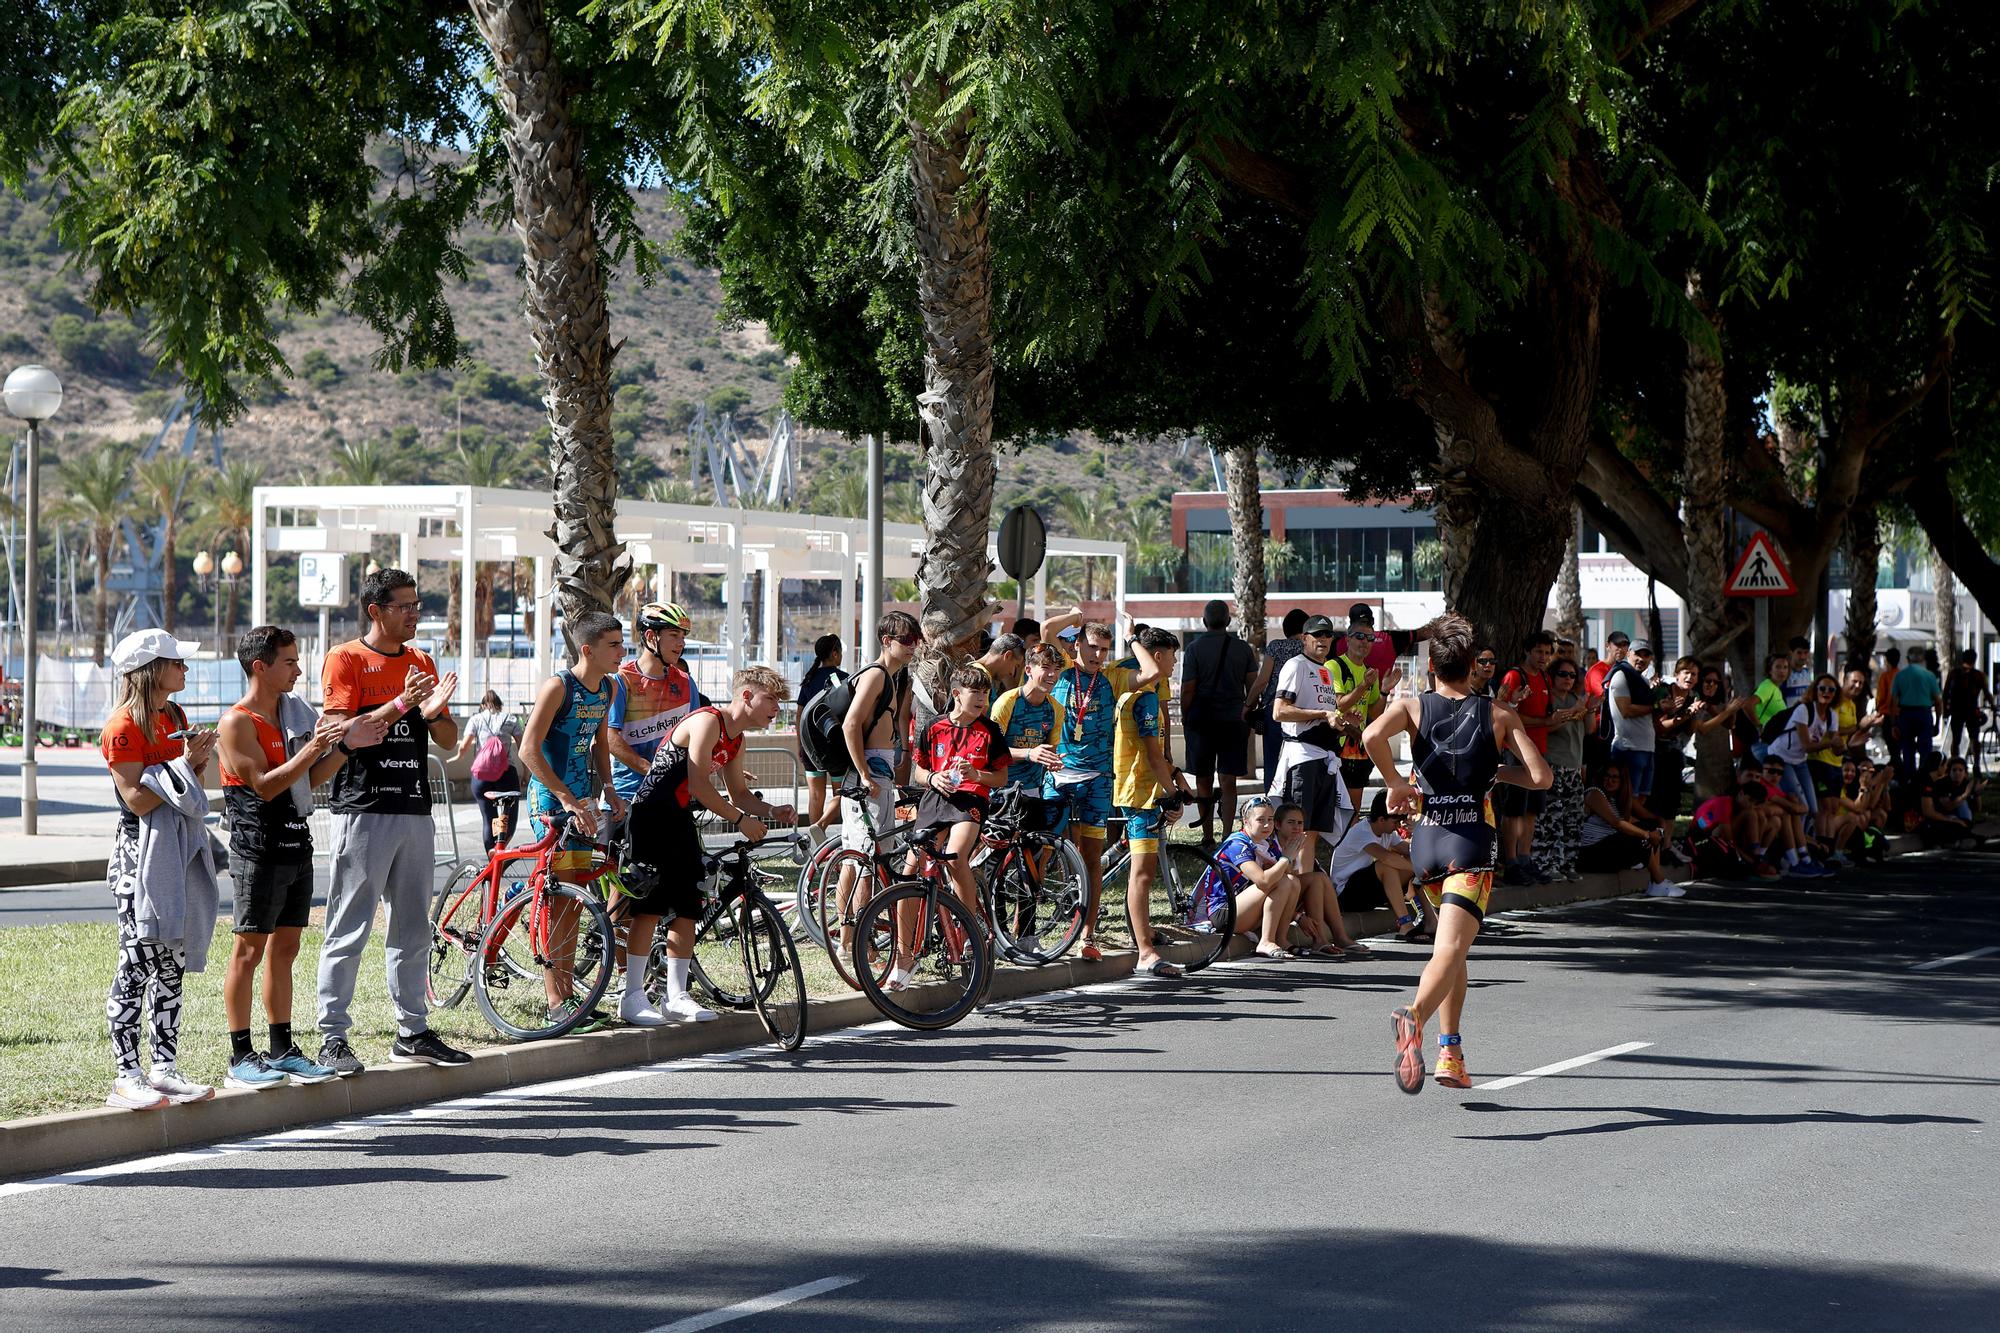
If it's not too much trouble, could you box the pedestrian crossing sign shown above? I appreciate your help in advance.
[1724,532,1796,597]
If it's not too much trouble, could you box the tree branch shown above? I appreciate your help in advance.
[1618,0,1708,60]
[1576,438,1690,594]
[1904,464,2000,636]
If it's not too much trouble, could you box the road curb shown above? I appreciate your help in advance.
[0,865,1679,1185]
[0,858,109,889]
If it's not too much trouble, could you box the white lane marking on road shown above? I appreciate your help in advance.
[1912,945,2000,971]
[1473,1041,1653,1091]
[643,1275,859,1333]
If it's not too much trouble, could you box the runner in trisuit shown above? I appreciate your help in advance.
[1363,612,1550,1093]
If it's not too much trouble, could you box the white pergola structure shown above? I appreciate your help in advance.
[250,484,1126,694]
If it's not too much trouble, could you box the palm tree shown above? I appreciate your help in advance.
[453,437,531,643]
[1056,487,1115,604]
[133,452,201,633]
[52,444,136,665]
[199,459,262,650]
[331,437,403,486]
[466,0,630,629]
[645,478,701,506]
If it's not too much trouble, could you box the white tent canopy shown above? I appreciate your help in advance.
[251,484,1126,695]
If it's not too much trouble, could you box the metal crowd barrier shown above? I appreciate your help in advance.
[308,752,460,869]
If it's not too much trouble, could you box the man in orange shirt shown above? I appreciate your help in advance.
[313,568,468,1075]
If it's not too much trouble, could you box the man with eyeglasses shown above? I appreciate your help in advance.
[315,567,470,1074]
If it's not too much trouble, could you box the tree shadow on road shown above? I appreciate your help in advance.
[0,1265,168,1292]
[1454,1100,1984,1142]
[45,1230,1995,1332]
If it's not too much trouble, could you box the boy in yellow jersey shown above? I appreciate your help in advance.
[1114,627,1196,977]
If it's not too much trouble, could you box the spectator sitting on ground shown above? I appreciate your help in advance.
[1273,801,1376,958]
[1917,751,1974,846]
[1846,757,1894,834]
[1689,777,1771,880]
[1577,758,1681,896]
[1830,757,1889,862]
[1203,798,1306,961]
[1741,757,1824,877]
[1327,789,1423,942]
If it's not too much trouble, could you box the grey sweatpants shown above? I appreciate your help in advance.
[316,812,435,1041]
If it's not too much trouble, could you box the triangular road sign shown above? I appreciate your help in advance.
[1725,531,1797,598]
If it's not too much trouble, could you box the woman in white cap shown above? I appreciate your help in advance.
[100,628,219,1110]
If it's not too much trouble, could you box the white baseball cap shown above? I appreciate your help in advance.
[110,628,202,674]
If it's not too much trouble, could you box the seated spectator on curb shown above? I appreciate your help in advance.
[1274,801,1376,959]
[1918,753,1979,846]
[1740,758,1825,877]
[1690,780,1767,880]
[1328,790,1421,942]
[1202,799,1305,961]
[1578,759,1681,897]
[1845,757,1893,839]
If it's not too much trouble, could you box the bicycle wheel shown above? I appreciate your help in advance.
[853,883,989,1031]
[426,860,483,1010]
[681,897,753,1011]
[793,838,839,951]
[739,893,808,1051]
[817,849,894,992]
[472,883,615,1040]
[1153,842,1236,972]
[981,836,1088,966]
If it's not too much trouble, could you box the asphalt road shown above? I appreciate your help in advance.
[2,851,1996,1332]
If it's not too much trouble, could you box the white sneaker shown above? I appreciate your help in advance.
[620,989,669,1026]
[147,1068,216,1103]
[107,1074,167,1111]
[661,995,718,1023]
[1645,881,1687,898]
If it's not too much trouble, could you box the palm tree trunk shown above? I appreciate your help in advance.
[1844,503,1880,664]
[93,534,111,665]
[1683,270,1736,798]
[160,514,177,633]
[907,94,996,648]
[1225,445,1266,647]
[1681,270,1731,664]
[468,0,629,630]
[1554,501,1583,646]
[1934,543,1957,662]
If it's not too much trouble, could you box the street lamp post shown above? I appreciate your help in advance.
[5,365,63,835]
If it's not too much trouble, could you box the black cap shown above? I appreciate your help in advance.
[1301,615,1336,636]
[1607,630,1631,646]
[1347,602,1376,626]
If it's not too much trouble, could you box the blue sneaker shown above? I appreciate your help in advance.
[1787,861,1832,879]
[224,1051,288,1091]
[267,1046,340,1084]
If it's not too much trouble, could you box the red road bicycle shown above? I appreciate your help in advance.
[427,804,616,1040]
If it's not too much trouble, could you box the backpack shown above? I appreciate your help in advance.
[471,726,512,781]
[798,662,902,775]
[1760,701,1802,746]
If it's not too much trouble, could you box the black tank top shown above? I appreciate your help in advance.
[1410,690,1500,882]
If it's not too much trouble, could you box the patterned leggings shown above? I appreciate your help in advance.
[106,829,187,1076]
[1533,768,1585,881]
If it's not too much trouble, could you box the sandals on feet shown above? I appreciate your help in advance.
[1252,945,1290,961]
[1339,943,1376,960]
[1137,958,1184,978]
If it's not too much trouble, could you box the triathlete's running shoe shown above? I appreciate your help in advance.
[1391,1007,1424,1095]
[1434,1048,1471,1089]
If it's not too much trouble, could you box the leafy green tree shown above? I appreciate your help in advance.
[1577,0,1998,674]
[8,2,673,625]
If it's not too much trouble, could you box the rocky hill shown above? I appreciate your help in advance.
[0,175,1211,536]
